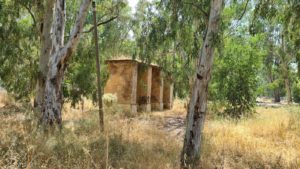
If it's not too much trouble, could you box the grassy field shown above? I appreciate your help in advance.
[0,93,300,169]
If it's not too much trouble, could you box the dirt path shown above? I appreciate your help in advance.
[159,116,185,139]
[150,99,291,141]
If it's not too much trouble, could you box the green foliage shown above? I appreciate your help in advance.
[132,0,212,98]
[1,0,300,110]
[0,0,39,99]
[211,35,264,118]
[64,1,132,106]
[0,0,132,106]
[292,79,300,103]
[64,36,97,107]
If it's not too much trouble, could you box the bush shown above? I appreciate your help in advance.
[223,61,257,118]
[292,79,300,103]
[103,93,122,115]
[210,36,262,118]
[103,93,118,107]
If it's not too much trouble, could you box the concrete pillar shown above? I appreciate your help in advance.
[151,67,163,111]
[163,80,173,109]
[137,64,152,112]
[159,75,164,110]
[131,62,138,114]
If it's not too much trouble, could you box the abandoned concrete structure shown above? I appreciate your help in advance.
[151,66,163,111]
[137,63,152,112]
[104,59,173,113]
[163,75,174,109]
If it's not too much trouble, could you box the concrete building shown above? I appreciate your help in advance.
[104,59,173,113]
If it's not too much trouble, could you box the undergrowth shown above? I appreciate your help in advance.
[0,99,300,169]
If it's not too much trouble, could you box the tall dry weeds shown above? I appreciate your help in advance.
[0,99,300,169]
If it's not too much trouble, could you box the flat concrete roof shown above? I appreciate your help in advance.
[105,58,160,68]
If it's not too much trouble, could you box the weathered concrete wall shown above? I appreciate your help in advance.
[137,64,152,112]
[163,79,173,109]
[151,67,163,111]
[104,59,173,113]
[104,61,137,113]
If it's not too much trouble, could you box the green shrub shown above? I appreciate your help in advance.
[210,35,263,118]
[103,93,122,115]
[103,93,118,107]
[292,79,300,103]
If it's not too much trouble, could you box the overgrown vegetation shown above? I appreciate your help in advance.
[1,0,300,168]
[1,95,300,168]
[210,35,264,118]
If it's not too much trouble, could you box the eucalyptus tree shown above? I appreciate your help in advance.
[208,0,268,117]
[181,0,223,167]
[36,0,129,128]
[281,0,300,102]
[263,37,282,102]
[0,0,39,99]
[34,0,92,128]
[279,33,293,103]
[0,0,132,121]
[133,0,223,167]
[1,0,128,129]
[252,0,300,103]
[64,1,132,107]
[133,0,211,98]
[289,3,300,76]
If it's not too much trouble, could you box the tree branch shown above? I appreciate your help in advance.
[237,0,250,21]
[52,0,66,49]
[20,3,37,27]
[58,0,92,63]
[224,0,250,39]
[182,1,209,18]
[82,15,119,33]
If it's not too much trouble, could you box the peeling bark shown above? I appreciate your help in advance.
[181,0,223,168]
[35,0,55,109]
[40,0,92,127]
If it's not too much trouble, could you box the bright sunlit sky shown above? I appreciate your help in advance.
[128,0,139,39]
[128,0,139,13]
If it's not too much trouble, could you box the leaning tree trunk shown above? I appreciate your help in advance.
[40,0,91,127]
[181,0,223,168]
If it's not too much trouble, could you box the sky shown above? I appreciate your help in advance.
[128,0,139,13]
[127,0,139,39]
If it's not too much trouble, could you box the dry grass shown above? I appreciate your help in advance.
[0,96,300,169]
[0,90,14,108]
[200,106,300,169]
[0,98,180,169]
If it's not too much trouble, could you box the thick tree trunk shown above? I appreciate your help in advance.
[181,0,223,168]
[34,0,55,109]
[40,0,91,127]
